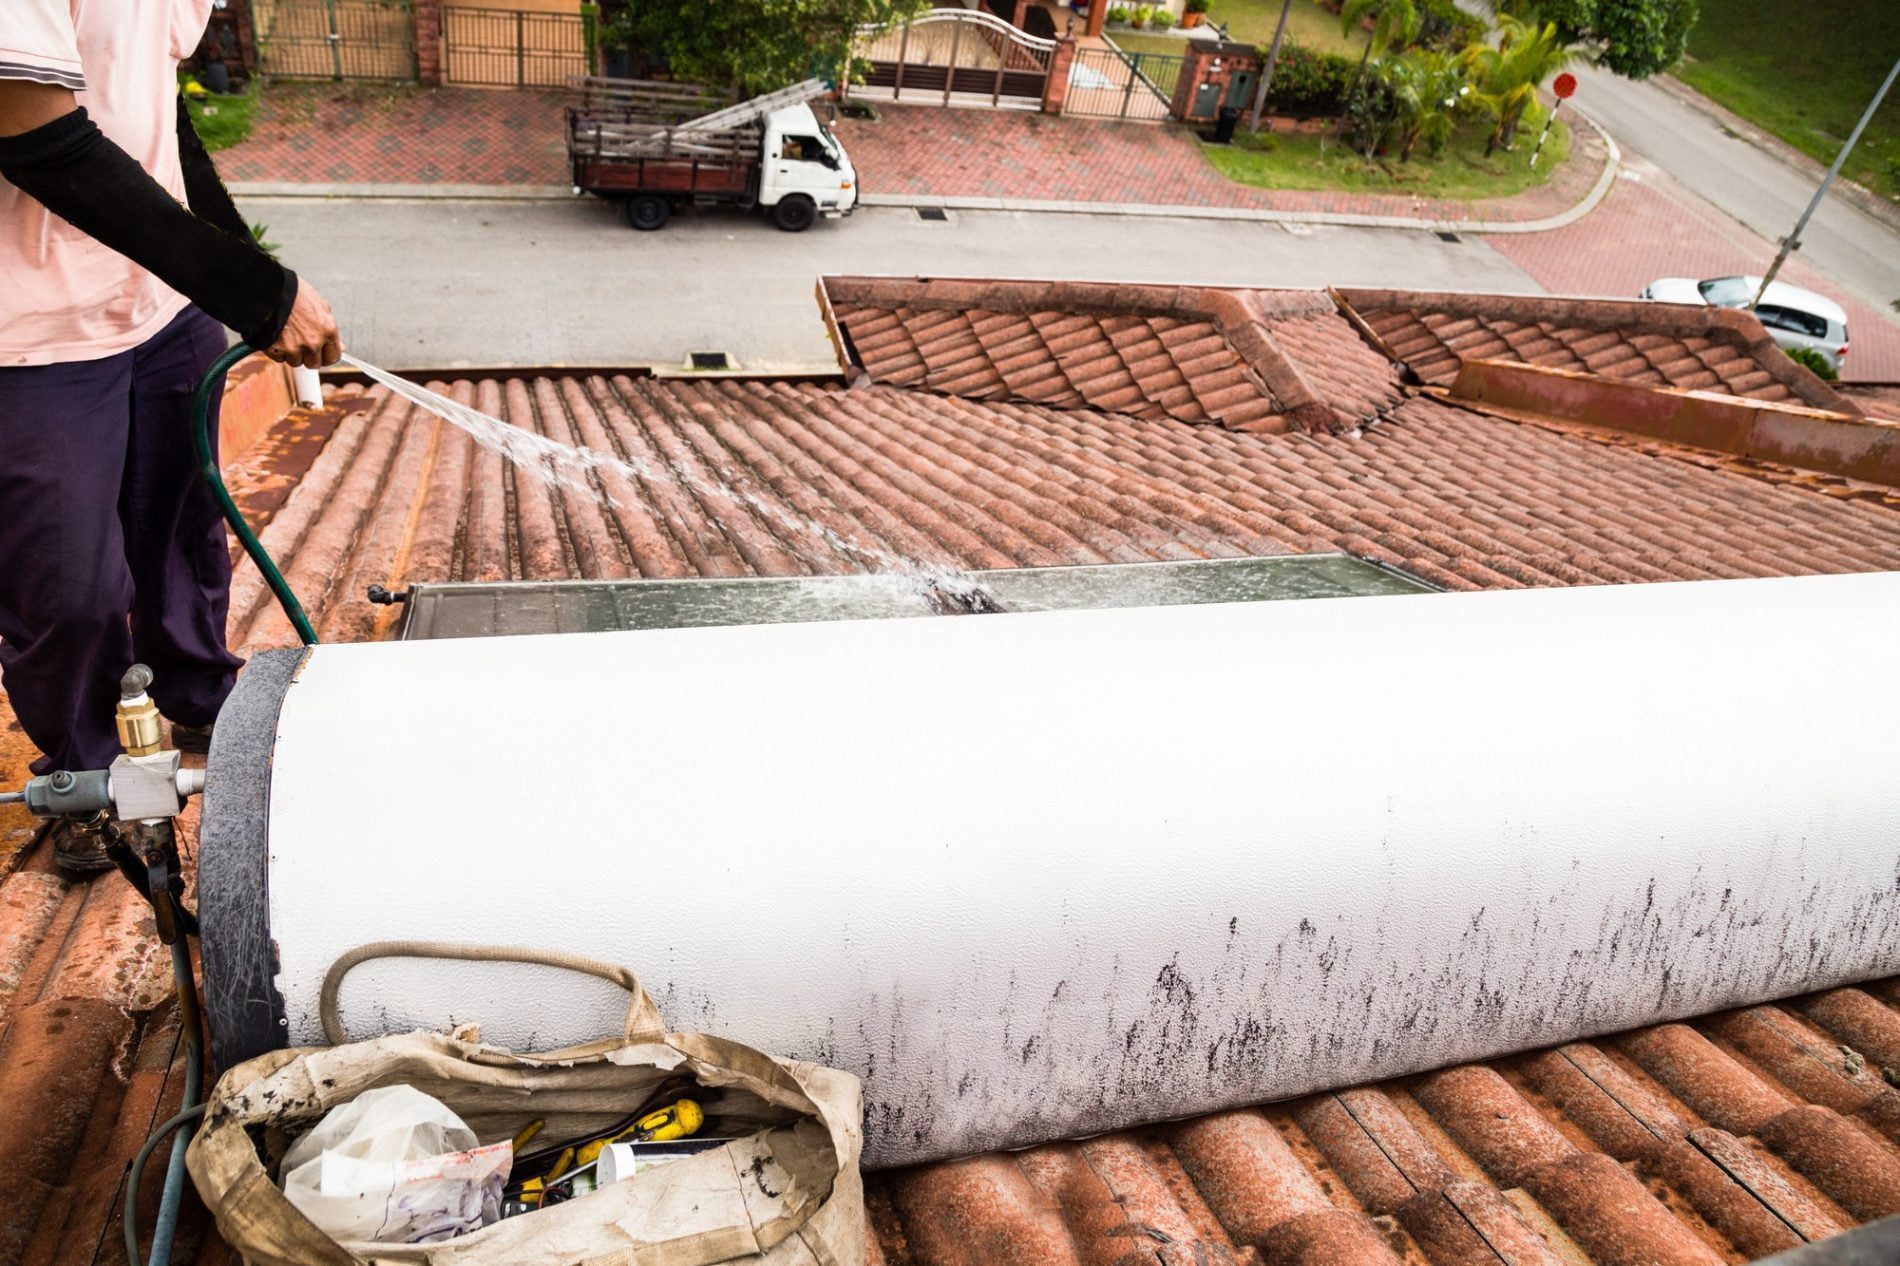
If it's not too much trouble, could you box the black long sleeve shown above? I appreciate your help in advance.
[175,94,252,242]
[0,106,295,349]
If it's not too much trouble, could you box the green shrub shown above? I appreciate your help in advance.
[1342,71,1397,153]
[1107,3,1132,23]
[1184,0,1209,12]
[1784,345,1838,381]
[1263,42,1359,117]
[1132,4,1154,28]
[1151,7,1175,29]
[1417,0,1485,51]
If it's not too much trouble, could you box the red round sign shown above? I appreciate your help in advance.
[1553,72,1578,100]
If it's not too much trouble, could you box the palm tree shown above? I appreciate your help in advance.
[1336,0,1421,138]
[1342,0,1422,75]
[1381,47,1471,161]
[1461,14,1576,154]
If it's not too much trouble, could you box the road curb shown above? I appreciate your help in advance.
[231,113,1621,234]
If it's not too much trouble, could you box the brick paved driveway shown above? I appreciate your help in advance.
[1490,155,1900,382]
[830,103,1606,224]
[218,82,569,185]
[217,84,1604,226]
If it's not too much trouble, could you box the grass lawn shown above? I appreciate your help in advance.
[1674,0,1899,200]
[1106,31,1204,57]
[183,82,258,152]
[1201,111,1570,201]
[1201,0,1362,57]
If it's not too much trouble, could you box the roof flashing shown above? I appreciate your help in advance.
[1446,356,1900,488]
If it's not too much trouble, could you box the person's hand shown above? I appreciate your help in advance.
[267,279,342,368]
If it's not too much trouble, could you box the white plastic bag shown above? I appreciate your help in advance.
[279,1085,512,1244]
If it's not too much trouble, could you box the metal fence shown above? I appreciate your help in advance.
[444,8,590,88]
[1064,45,1185,121]
[255,0,416,81]
[856,11,1054,107]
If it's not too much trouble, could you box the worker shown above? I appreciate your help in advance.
[0,1,341,875]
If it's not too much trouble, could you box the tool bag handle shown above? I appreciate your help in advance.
[320,941,668,1048]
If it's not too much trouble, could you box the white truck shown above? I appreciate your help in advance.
[566,78,858,232]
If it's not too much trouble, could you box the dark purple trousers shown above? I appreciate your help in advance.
[0,306,242,775]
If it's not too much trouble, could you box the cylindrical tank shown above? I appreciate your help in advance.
[199,571,1900,1167]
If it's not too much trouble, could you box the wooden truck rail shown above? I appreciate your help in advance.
[566,111,761,162]
[570,76,734,121]
[571,153,754,197]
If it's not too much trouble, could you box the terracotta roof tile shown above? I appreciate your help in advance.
[1338,287,1857,414]
[828,278,1414,435]
[10,277,1900,1264]
[861,981,1900,1266]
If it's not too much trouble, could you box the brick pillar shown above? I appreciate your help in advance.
[1042,36,1076,115]
[1173,41,1213,120]
[228,0,260,76]
[414,0,444,85]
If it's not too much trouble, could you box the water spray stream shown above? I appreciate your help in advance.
[341,356,994,608]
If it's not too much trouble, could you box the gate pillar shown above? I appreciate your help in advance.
[1175,41,1260,123]
[1042,35,1076,114]
[415,0,445,84]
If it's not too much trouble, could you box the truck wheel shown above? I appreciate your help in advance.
[772,196,816,233]
[626,194,671,231]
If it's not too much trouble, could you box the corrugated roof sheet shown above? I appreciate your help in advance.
[5,279,1900,1265]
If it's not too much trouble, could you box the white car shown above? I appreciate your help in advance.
[1640,275,1849,373]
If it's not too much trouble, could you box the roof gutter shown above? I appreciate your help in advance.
[1445,357,1900,489]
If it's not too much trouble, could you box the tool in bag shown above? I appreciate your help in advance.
[187,943,866,1266]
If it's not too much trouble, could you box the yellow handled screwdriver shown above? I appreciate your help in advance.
[575,1099,703,1167]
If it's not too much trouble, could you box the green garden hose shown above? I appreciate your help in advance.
[122,344,319,1264]
[190,343,319,646]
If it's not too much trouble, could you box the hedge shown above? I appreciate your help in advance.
[1263,42,1359,118]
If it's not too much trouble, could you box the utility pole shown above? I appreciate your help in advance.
[1752,54,1900,310]
[1246,0,1296,133]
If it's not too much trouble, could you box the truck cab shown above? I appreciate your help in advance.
[758,104,858,231]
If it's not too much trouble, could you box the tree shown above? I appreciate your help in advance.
[1498,0,1697,80]
[1337,0,1421,136]
[1380,48,1471,160]
[606,0,930,96]
[1462,13,1576,152]
[1343,0,1423,76]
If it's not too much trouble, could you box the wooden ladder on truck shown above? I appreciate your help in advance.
[567,77,830,157]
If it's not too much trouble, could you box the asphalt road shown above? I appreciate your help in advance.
[1569,64,1900,318]
[242,196,1540,371]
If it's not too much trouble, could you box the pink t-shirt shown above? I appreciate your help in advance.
[1,0,213,366]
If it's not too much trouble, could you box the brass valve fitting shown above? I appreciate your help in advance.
[115,664,164,757]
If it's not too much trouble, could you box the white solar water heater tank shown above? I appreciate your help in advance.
[199,568,1900,1167]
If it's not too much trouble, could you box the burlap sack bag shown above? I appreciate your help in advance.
[186,943,864,1266]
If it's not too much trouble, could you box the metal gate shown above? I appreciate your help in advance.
[856,10,1054,107]
[443,8,590,87]
[253,0,415,81]
[1065,45,1185,121]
